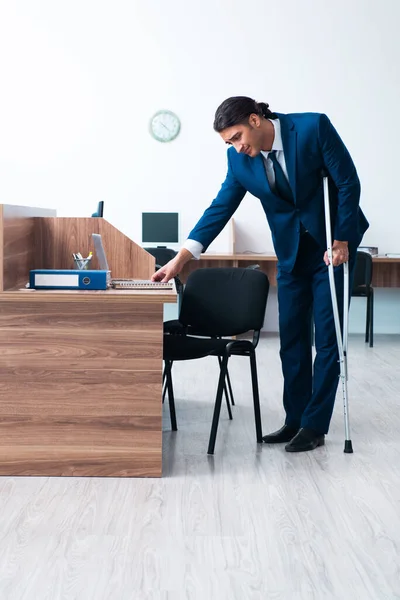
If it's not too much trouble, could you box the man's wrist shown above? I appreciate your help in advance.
[174,248,194,270]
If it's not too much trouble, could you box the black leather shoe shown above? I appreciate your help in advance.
[262,425,299,444]
[285,428,325,452]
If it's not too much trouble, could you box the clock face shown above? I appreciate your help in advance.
[150,110,181,142]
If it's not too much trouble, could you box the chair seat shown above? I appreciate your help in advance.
[164,334,221,361]
[164,334,254,361]
[164,319,187,335]
[164,319,220,338]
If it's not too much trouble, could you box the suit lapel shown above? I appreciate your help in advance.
[276,113,297,203]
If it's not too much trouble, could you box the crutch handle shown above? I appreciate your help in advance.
[321,168,328,179]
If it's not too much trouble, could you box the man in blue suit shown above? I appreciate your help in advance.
[153,96,369,452]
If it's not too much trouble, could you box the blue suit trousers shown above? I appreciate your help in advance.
[277,233,357,434]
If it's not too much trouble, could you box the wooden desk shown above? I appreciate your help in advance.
[369,256,400,287]
[0,205,176,477]
[180,252,400,288]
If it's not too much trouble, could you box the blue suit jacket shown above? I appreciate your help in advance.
[187,112,369,272]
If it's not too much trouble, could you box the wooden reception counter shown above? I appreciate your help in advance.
[0,205,176,477]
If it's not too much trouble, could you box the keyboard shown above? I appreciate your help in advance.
[111,279,174,290]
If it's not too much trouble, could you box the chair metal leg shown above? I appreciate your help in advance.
[249,351,263,443]
[225,368,235,406]
[365,296,370,344]
[162,360,173,403]
[162,367,167,403]
[217,338,235,406]
[217,356,233,419]
[208,354,229,455]
[369,290,374,348]
[164,360,177,431]
[224,380,233,420]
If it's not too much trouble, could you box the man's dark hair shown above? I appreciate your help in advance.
[213,96,277,132]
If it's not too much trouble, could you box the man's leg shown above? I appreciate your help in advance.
[301,251,357,434]
[277,267,313,429]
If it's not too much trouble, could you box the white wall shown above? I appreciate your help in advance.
[1,0,400,332]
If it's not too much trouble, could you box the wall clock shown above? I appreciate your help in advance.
[149,110,181,142]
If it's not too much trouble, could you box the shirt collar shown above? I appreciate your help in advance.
[261,118,283,159]
[270,118,283,151]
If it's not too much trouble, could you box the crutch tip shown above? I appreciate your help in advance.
[344,440,353,454]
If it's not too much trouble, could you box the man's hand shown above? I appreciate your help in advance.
[324,240,349,267]
[151,248,194,282]
[151,258,181,282]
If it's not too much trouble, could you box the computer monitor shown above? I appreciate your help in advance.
[142,212,179,246]
[91,201,104,218]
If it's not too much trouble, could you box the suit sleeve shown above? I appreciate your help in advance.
[317,114,361,242]
[187,150,246,251]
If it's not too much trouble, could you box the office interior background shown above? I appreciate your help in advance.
[1,0,399,333]
[0,1,400,599]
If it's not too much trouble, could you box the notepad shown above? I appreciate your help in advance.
[111,279,174,290]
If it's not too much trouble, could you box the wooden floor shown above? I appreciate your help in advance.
[0,334,399,599]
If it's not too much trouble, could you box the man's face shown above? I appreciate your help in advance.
[219,115,263,157]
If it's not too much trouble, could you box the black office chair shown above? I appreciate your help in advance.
[163,267,270,454]
[351,250,374,347]
[163,264,261,410]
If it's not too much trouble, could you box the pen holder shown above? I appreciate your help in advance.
[73,256,92,270]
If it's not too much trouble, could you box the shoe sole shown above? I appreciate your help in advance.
[285,437,325,452]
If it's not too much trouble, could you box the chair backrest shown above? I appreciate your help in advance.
[352,250,373,291]
[179,267,270,337]
[144,247,177,268]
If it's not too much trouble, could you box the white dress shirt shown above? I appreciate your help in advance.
[183,119,288,259]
